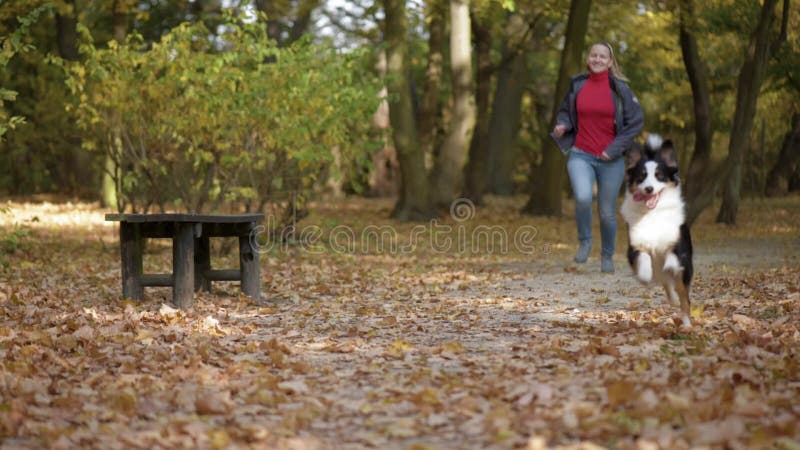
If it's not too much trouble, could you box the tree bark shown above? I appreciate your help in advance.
[289,0,320,42]
[790,169,800,192]
[55,0,94,199]
[523,0,591,216]
[112,0,129,44]
[102,0,131,209]
[463,14,491,205]
[716,0,779,224]
[418,1,445,162]
[256,0,319,46]
[430,0,476,209]
[255,0,284,44]
[679,0,715,225]
[765,113,800,196]
[55,0,79,61]
[368,54,401,197]
[383,0,434,220]
[487,13,527,195]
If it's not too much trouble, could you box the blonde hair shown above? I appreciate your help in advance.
[589,42,628,81]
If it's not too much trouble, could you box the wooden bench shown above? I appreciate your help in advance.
[105,213,265,308]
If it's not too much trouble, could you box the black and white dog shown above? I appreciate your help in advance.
[620,135,694,327]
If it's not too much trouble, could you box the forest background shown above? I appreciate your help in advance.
[2,1,800,448]
[1,0,798,226]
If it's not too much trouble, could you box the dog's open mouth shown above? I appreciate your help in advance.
[633,190,662,209]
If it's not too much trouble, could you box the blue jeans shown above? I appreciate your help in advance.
[566,147,625,258]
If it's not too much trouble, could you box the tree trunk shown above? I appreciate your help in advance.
[55,0,94,198]
[289,0,319,42]
[790,168,800,192]
[255,0,284,44]
[418,1,445,162]
[368,54,401,197]
[102,1,130,209]
[256,0,318,46]
[523,0,591,215]
[112,1,128,44]
[383,0,434,220]
[463,14,491,205]
[765,113,800,196]
[55,0,79,61]
[487,14,527,195]
[679,0,716,225]
[430,0,476,209]
[717,0,779,224]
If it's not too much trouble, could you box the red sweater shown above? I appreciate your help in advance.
[574,70,616,156]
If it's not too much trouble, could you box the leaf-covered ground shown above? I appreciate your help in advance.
[1,196,799,449]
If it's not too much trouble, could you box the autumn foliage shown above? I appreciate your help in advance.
[0,196,798,448]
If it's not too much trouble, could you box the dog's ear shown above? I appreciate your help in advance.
[659,140,678,168]
[626,143,643,169]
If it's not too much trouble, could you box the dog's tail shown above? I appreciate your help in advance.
[645,133,663,151]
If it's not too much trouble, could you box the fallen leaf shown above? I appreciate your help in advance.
[688,417,746,445]
[72,325,94,341]
[159,303,180,318]
[195,390,232,415]
[278,380,309,395]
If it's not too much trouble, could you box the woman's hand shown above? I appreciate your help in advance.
[600,151,611,161]
[553,124,567,138]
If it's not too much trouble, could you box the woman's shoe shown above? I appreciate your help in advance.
[601,256,615,273]
[574,240,591,263]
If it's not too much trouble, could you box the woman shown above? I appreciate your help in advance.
[550,42,643,273]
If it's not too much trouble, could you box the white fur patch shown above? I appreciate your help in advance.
[620,186,685,253]
[636,253,653,284]
[663,253,683,274]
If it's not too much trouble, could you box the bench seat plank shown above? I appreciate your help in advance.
[106,213,264,223]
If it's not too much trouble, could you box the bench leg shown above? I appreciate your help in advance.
[194,235,211,293]
[173,223,195,308]
[239,232,260,300]
[120,222,143,300]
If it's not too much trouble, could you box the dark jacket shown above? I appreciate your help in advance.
[550,72,644,159]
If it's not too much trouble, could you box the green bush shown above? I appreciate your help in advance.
[0,208,30,269]
[1,4,51,140]
[63,13,381,216]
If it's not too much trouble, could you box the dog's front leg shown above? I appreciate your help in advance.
[635,252,653,284]
[662,282,679,306]
[663,253,683,274]
[675,280,692,329]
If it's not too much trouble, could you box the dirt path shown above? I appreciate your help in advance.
[257,234,799,449]
[477,235,800,324]
[2,200,799,449]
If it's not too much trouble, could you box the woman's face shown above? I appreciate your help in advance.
[587,45,613,74]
